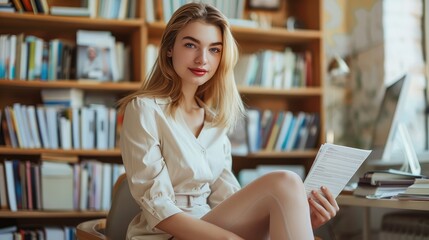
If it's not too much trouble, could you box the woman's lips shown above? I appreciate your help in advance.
[189,68,207,76]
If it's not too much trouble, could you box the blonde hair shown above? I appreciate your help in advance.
[118,2,244,129]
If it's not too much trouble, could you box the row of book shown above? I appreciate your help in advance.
[146,0,246,24]
[0,103,122,150]
[0,159,125,212]
[234,49,313,89]
[2,0,137,19]
[353,169,428,199]
[0,225,75,240]
[229,110,320,155]
[0,31,131,82]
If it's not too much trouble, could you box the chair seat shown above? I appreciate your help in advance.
[76,219,107,240]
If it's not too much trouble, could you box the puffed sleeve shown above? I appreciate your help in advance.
[120,98,182,230]
[208,136,241,208]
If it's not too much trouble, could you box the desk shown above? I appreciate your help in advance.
[337,195,429,240]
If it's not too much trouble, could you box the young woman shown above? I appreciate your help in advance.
[119,3,339,240]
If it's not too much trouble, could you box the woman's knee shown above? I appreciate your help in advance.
[261,170,304,190]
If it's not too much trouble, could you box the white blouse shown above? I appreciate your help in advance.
[120,97,241,240]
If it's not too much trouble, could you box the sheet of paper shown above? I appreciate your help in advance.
[304,143,372,198]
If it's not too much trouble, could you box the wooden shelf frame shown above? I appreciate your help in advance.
[0,80,141,92]
[0,12,143,33]
[0,210,107,218]
[0,147,121,157]
[147,21,322,44]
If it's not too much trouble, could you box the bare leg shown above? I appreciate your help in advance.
[202,171,314,240]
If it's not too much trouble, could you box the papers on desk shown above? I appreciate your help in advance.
[304,143,372,199]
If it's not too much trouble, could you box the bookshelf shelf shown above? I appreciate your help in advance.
[0,0,324,232]
[0,12,143,33]
[0,147,121,157]
[241,150,318,159]
[147,22,321,44]
[0,80,140,92]
[238,86,322,97]
[0,210,107,218]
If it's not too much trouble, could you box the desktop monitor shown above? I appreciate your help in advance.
[369,74,411,162]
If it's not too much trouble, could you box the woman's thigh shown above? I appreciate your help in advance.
[202,171,307,240]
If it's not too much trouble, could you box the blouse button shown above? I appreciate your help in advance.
[201,149,206,154]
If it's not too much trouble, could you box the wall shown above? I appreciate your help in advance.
[322,1,427,239]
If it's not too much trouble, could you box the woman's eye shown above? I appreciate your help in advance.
[185,43,196,48]
[210,48,221,53]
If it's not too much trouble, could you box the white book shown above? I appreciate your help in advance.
[246,109,261,153]
[20,105,35,148]
[50,6,90,16]
[101,163,112,210]
[162,0,172,23]
[115,42,124,81]
[282,48,296,89]
[79,165,89,210]
[59,116,72,150]
[71,107,80,149]
[27,105,42,149]
[20,41,28,80]
[12,103,28,148]
[145,44,158,77]
[45,107,59,149]
[80,107,95,149]
[36,106,51,149]
[117,0,128,19]
[44,227,66,240]
[145,0,155,22]
[108,108,117,149]
[48,39,59,81]
[41,162,74,210]
[34,38,43,79]
[4,161,17,212]
[88,0,98,18]
[93,105,109,150]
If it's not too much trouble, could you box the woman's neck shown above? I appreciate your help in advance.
[181,85,201,112]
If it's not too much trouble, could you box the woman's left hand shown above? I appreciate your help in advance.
[308,186,340,229]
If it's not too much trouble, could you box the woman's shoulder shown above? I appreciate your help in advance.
[125,96,172,114]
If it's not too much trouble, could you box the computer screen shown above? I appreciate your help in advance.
[369,74,411,161]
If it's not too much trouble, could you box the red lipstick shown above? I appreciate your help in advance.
[189,68,207,76]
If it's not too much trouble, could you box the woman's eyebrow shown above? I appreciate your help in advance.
[182,36,223,46]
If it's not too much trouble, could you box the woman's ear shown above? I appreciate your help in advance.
[167,49,172,57]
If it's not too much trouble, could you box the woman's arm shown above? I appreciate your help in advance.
[156,213,244,240]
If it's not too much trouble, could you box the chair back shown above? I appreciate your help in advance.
[105,174,140,240]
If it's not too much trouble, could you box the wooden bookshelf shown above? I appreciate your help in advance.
[0,0,324,231]
[0,1,144,230]
[0,210,107,218]
[0,147,121,157]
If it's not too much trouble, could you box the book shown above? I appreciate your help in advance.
[400,179,429,195]
[50,6,90,17]
[41,161,73,210]
[363,169,426,185]
[353,185,408,198]
[76,30,118,82]
[304,143,372,199]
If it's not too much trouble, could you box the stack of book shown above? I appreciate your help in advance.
[353,169,426,199]
[395,179,429,200]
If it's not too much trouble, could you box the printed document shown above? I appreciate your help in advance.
[304,143,372,198]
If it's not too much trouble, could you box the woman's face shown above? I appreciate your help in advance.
[169,21,223,89]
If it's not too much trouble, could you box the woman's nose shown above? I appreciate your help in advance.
[194,49,207,65]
